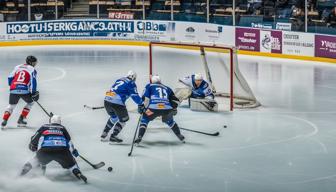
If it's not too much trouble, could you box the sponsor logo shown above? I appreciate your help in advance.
[238,32,257,43]
[109,12,134,20]
[205,26,222,33]
[136,21,167,32]
[7,20,134,34]
[261,34,272,50]
[186,27,195,33]
[184,26,196,39]
[251,23,272,29]
[42,129,63,135]
[321,40,336,50]
[276,22,292,31]
[315,35,336,58]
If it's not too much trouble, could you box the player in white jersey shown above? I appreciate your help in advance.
[176,73,217,111]
[1,56,39,128]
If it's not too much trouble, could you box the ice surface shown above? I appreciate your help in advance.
[0,45,336,192]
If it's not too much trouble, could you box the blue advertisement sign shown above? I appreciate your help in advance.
[6,20,134,37]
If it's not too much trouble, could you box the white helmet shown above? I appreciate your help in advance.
[51,115,61,124]
[127,70,137,81]
[151,75,161,84]
[194,73,203,81]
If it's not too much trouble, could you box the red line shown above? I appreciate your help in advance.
[230,49,234,111]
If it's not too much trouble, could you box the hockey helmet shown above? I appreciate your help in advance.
[194,73,203,81]
[51,115,61,124]
[151,75,161,84]
[127,70,137,81]
[26,55,38,67]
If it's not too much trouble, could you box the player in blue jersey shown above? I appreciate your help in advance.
[1,56,40,128]
[101,71,144,143]
[134,75,184,144]
[179,73,214,99]
[20,115,87,183]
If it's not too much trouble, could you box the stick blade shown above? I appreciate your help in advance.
[128,152,132,157]
[93,162,105,169]
[213,132,220,136]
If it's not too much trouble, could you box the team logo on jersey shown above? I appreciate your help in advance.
[157,103,165,109]
[42,129,64,135]
[106,91,116,97]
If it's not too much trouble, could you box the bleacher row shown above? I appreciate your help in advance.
[88,0,336,33]
[0,0,335,34]
[0,0,71,21]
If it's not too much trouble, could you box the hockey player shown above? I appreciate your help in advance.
[101,70,144,143]
[20,115,87,183]
[134,75,184,144]
[176,73,217,112]
[1,56,39,128]
[178,73,214,100]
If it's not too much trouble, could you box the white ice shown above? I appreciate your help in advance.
[0,45,336,192]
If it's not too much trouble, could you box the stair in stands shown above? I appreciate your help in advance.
[63,0,90,18]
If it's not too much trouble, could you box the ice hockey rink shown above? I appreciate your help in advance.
[0,45,336,192]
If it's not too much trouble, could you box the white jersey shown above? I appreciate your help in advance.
[8,64,37,94]
[179,75,214,99]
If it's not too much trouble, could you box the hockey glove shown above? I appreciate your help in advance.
[138,104,145,114]
[72,149,79,157]
[31,91,40,101]
[29,143,37,152]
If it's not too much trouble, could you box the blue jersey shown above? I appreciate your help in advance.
[105,77,142,106]
[30,123,71,150]
[142,83,175,110]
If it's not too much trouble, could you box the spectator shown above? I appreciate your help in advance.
[327,7,336,27]
[291,6,305,31]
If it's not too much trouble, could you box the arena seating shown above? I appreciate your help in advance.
[0,0,335,34]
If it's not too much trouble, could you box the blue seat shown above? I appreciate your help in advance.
[238,15,263,27]
[211,16,233,25]
[174,13,207,23]
[308,26,336,34]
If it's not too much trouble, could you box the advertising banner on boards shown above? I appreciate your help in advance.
[315,35,336,59]
[260,30,282,54]
[282,31,314,56]
[235,27,260,51]
[4,20,136,40]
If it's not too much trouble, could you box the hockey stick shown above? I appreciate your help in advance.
[128,114,142,157]
[180,127,220,136]
[34,100,53,118]
[83,105,104,110]
[79,155,105,169]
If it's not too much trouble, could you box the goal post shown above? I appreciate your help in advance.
[149,41,260,111]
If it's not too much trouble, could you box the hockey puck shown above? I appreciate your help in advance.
[108,167,113,172]
[223,125,227,128]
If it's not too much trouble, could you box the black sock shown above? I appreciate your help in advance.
[171,123,181,136]
[112,122,123,136]
[138,124,147,138]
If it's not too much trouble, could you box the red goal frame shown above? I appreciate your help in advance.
[149,42,234,111]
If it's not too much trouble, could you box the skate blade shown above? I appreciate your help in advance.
[17,124,27,128]
[100,138,109,142]
[109,141,123,145]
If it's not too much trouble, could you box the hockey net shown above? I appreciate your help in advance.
[149,42,261,111]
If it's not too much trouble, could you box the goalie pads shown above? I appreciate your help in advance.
[190,98,218,112]
[174,87,192,102]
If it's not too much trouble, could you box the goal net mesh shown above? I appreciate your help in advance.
[150,43,260,111]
